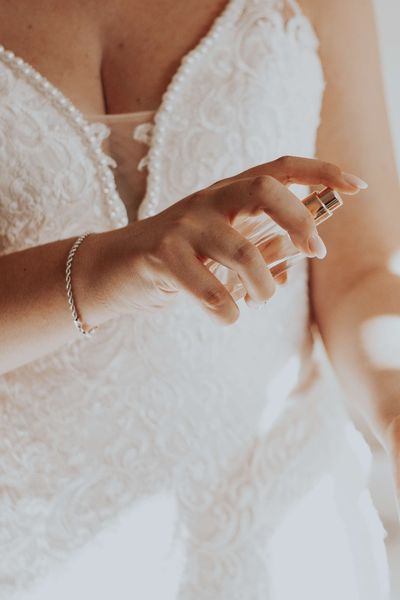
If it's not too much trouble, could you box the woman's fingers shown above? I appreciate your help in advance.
[211,175,321,257]
[167,242,240,324]
[236,155,368,195]
[194,220,276,305]
[141,154,365,325]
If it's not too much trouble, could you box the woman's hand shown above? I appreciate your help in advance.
[82,155,363,327]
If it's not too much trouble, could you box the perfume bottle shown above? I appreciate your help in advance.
[204,187,343,302]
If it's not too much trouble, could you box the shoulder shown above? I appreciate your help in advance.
[297,0,377,73]
[298,0,375,34]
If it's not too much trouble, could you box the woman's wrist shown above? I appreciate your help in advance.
[71,229,126,328]
[65,233,99,336]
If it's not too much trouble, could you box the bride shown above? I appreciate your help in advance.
[0,0,399,597]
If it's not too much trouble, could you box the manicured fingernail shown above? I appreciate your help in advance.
[341,172,369,189]
[308,233,327,259]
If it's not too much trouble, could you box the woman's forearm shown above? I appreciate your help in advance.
[0,232,117,375]
[316,267,400,446]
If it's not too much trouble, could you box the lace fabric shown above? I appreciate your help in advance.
[84,110,156,222]
[0,0,390,598]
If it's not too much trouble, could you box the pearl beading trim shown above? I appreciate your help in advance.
[136,0,311,220]
[0,44,128,229]
[137,0,244,220]
[0,0,307,224]
[0,0,246,224]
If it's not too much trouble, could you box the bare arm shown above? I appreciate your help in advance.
[305,0,400,453]
[0,232,123,374]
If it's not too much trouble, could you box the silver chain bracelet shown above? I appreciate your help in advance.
[65,232,98,338]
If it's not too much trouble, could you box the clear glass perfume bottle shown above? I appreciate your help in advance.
[204,187,343,302]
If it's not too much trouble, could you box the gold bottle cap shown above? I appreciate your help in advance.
[303,187,344,224]
[316,187,343,214]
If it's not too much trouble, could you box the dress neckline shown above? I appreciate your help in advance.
[0,0,240,222]
[0,0,311,222]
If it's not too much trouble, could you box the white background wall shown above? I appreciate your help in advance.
[370,1,399,596]
[374,0,400,167]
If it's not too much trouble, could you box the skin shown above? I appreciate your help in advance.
[301,0,400,498]
[0,0,399,498]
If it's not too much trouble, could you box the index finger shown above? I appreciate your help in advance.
[237,155,366,195]
[211,175,319,257]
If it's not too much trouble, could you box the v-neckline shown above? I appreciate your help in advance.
[0,0,241,223]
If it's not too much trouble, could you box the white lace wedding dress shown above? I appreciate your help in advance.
[0,0,391,598]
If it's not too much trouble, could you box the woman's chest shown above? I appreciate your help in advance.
[0,0,229,115]
[0,0,233,221]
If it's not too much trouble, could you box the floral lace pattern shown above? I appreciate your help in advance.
[0,0,389,598]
